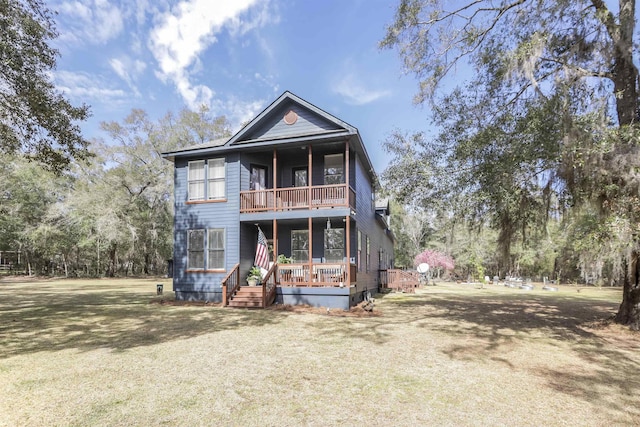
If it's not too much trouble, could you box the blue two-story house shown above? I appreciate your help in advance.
[162,91,394,309]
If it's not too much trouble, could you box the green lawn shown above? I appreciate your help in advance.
[1,277,638,426]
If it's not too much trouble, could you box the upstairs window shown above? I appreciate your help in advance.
[208,159,226,200]
[293,167,308,187]
[324,154,344,185]
[188,158,226,201]
[188,161,205,201]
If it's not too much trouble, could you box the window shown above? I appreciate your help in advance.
[293,167,308,187]
[324,154,344,185]
[357,230,362,271]
[187,228,225,270]
[207,229,225,269]
[291,230,309,262]
[324,228,345,262]
[188,161,205,201]
[188,158,225,201]
[188,229,205,269]
[208,159,225,200]
[366,236,370,272]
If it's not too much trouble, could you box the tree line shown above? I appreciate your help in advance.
[0,108,230,277]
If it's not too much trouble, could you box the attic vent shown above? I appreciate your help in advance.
[283,109,298,125]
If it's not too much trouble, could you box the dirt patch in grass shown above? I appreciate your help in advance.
[268,301,382,317]
[149,292,381,317]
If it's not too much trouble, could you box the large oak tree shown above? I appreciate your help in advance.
[382,0,640,327]
[0,0,90,172]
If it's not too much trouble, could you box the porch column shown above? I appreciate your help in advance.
[308,144,312,209]
[273,148,277,209]
[345,215,350,285]
[273,219,278,263]
[308,217,313,283]
[345,139,350,203]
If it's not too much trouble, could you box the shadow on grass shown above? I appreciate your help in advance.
[0,280,288,358]
[368,288,640,424]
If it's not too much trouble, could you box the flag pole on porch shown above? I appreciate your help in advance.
[254,226,270,270]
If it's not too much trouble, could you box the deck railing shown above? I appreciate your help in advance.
[277,262,356,287]
[221,263,240,306]
[261,263,277,307]
[240,184,356,213]
[387,269,421,293]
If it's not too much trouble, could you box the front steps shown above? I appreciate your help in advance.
[227,286,265,308]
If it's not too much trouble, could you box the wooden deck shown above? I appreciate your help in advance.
[277,262,356,287]
[222,262,355,308]
[240,184,356,213]
[383,269,421,293]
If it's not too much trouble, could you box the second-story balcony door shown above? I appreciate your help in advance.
[250,164,268,208]
[250,165,267,191]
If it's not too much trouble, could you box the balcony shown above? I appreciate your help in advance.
[240,184,356,213]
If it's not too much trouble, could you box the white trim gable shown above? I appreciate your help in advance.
[225,91,358,147]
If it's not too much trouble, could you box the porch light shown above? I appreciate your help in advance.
[326,218,331,230]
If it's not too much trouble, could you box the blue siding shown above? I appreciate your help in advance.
[240,102,342,142]
[351,155,393,297]
[168,93,394,307]
[173,153,241,301]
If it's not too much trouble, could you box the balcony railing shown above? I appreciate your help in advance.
[277,262,356,287]
[240,184,356,213]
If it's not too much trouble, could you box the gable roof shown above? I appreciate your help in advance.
[225,91,357,146]
[162,91,377,184]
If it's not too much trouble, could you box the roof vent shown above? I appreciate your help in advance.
[283,109,298,125]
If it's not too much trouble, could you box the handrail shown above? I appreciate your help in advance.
[387,269,420,293]
[261,263,278,308]
[240,183,355,213]
[221,263,240,306]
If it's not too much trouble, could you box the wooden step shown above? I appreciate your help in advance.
[234,287,263,297]
[227,286,264,308]
[227,299,263,308]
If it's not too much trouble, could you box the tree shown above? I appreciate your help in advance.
[414,249,455,279]
[382,0,640,327]
[0,0,90,172]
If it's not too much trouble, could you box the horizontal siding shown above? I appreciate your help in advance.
[173,153,240,294]
[244,103,342,141]
[352,155,394,296]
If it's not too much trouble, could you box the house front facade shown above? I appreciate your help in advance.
[163,91,394,309]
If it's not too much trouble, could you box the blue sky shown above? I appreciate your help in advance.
[50,0,434,173]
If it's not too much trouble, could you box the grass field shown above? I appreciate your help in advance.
[1,277,639,426]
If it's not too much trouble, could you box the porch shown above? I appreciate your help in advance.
[221,262,358,309]
[240,184,356,213]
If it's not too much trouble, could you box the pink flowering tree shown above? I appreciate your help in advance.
[414,249,455,279]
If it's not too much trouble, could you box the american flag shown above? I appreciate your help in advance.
[254,227,269,270]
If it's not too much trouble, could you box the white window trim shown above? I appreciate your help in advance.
[207,228,226,270]
[187,229,205,270]
[187,158,226,201]
[188,160,205,201]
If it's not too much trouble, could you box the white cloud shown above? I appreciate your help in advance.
[55,70,128,103]
[56,0,124,45]
[109,56,147,96]
[211,96,266,130]
[332,72,391,106]
[148,0,272,109]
